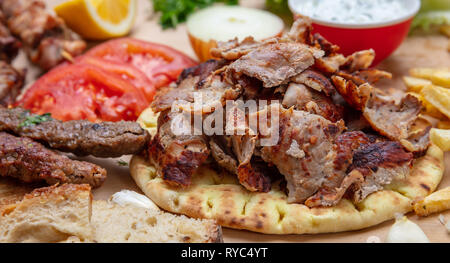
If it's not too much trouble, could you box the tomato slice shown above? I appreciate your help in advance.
[76,56,156,101]
[84,38,197,89]
[17,63,149,122]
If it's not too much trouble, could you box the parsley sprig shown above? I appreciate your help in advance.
[19,113,52,128]
[152,0,239,29]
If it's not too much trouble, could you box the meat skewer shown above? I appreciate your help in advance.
[0,9,24,107]
[0,0,86,70]
[0,132,106,188]
[0,61,24,107]
[0,9,19,63]
[0,107,151,158]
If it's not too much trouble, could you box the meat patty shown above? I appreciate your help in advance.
[0,107,150,157]
[0,132,106,187]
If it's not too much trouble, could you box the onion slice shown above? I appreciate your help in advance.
[187,6,284,61]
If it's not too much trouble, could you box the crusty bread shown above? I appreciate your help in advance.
[92,200,222,243]
[0,184,93,243]
[0,182,222,243]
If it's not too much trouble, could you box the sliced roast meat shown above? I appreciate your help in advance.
[153,72,241,114]
[149,111,210,187]
[209,136,238,174]
[259,104,345,203]
[349,141,413,202]
[287,15,313,44]
[336,69,392,86]
[331,75,372,111]
[282,83,343,122]
[332,76,430,153]
[178,59,228,85]
[312,33,340,56]
[227,42,324,88]
[291,69,335,96]
[314,54,346,75]
[304,131,372,207]
[342,49,375,72]
[210,37,263,60]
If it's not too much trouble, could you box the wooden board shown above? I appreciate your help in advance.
[39,0,450,242]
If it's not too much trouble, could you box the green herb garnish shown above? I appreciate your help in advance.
[19,113,52,128]
[117,160,129,166]
[152,0,239,29]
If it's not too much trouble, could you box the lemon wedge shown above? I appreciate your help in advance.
[54,0,137,40]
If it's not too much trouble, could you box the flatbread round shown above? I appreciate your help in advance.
[130,144,444,234]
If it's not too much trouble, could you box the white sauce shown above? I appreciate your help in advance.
[293,0,410,24]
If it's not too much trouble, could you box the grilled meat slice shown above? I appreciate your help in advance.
[0,61,24,106]
[303,131,373,207]
[336,69,392,86]
[282,83,343,122]
[0,10,19,63]
[149,111,210,187]
[349,141,413,202]
[209,136,238,174]
[0,107,150,157]
[153,64,241,114]
[332,76,430,153]
[227,42,324,88]
[0,132,106,187]
[342,49,375,72]
[1,0,86,70]
[314,54,346,75]
[211,37,263,60]
[291,69,335,96]
[287,15,314,44]
[178,59,228,85]
[259,104,345,203]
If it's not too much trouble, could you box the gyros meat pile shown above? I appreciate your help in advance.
[149,17,430,208]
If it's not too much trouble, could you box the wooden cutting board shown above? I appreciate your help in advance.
[38,0,450,242]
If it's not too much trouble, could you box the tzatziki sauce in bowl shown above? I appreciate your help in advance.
[288,0,421,64]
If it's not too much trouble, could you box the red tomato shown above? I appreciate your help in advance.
[17,63,149,122]
[76,56,156,101]
[84,38,197,89]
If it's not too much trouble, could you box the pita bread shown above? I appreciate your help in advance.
[130,143,444,234]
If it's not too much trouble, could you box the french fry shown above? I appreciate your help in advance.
[413,187,450,217]
[407,91,447,119]
[410,68,450,88]
[437,120,450,129]
[430,128,450,151]
[421,85,450,119]
[403,76,432,93]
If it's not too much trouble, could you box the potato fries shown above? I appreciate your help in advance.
[403,76,432,93]
[413,187,450,217]
[409,68,450,88]
[430,128,450,151]
[421,85,450,119]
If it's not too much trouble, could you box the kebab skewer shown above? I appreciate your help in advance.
[0,0,86,70]
[0,9,23,107]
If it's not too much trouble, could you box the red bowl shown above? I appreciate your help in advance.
[288,0,421,65]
